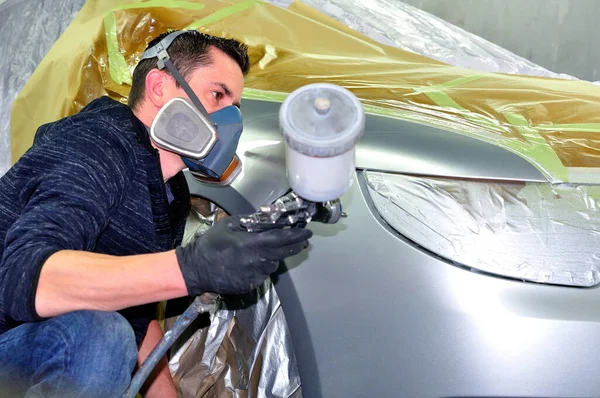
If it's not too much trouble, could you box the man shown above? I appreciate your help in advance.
[0,30,312,397]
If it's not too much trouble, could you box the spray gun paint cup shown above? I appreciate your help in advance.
[279,83,365,202]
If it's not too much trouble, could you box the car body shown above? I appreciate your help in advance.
[186,97,600,398]
[5,1,600,396]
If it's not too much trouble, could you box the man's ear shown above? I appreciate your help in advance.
[144,69,172,108]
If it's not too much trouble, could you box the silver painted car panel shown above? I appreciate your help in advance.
[239,99,547,186]
[278,172,600,397]
[186,98,599,397]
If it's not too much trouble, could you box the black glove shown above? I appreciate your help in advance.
[176,215,313,296]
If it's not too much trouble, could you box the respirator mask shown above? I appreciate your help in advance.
[140,30,243,184]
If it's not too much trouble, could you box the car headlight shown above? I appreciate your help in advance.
[361,170,600,287]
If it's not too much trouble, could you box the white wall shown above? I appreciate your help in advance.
[402,0,600,82]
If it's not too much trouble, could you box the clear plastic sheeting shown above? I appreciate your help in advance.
[0,0,86,177]
[364,170,600,287]
[298,0,587,82]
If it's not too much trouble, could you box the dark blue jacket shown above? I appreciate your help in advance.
[0,96,190,343]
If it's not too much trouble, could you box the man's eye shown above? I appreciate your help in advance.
[212,91,223,100]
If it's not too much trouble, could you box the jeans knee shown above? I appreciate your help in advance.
[41,310,138,397]
[73,310,138,357]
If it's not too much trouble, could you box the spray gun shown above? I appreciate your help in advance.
[240,83,365,232]
[123,83,365,398]
[239,192,344,232]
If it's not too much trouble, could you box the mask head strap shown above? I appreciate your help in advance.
[140,30,214,124]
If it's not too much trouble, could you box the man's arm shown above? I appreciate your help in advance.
[0,127,136,324]
[35,250,188,318]
[138,320,178,398]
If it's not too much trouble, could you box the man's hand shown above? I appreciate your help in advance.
[175,215,313,296]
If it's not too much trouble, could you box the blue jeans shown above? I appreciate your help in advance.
[0,310,138,397]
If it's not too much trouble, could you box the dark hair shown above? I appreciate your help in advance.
[128,31,250,110]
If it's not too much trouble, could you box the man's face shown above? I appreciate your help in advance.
[164,46,244,113]
[144,45,246,181]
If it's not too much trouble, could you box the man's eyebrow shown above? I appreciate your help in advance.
[212,82,241,108]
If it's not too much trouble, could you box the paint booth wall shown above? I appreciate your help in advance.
[401,0,600,82]
[0,0,87,177]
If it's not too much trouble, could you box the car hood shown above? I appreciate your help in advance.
[219,98,546,210]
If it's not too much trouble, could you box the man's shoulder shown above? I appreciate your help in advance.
[35,96,140,151]
[68,96,136,139]
[82,96,125,111]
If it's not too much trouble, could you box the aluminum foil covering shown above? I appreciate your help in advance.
[364,170,600,287]
[0,0,86,177]
[167,285,301,397]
